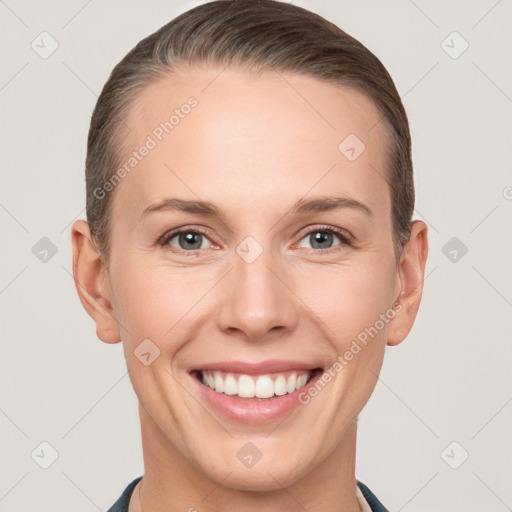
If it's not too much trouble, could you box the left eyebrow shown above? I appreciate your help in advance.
[292,195,374,218]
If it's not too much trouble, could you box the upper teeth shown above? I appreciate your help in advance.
[201,371,312,398]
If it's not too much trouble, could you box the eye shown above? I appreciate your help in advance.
[159,228,215,252]
[158,225,353,255]
[296,226,353,251]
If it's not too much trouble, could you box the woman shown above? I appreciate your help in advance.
[71,1,428,510]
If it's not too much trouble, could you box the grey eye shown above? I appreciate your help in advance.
[298,230,343,250]
[168,232,210,250]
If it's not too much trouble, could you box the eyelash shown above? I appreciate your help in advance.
[158,224,354,256]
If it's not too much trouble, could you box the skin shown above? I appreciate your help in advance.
[71,66,428,512]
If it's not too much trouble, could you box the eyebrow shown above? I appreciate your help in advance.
[293,196,373,218]
[139,195,373,221]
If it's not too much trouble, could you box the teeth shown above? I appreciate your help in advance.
[297,374,308,390]
[199,370,313,399]
[238,375,255,398]
[274,375,287,396]
[287,373,297,393]
[213,372,224,393]
[255,375,274,398]
[224,374,237,395]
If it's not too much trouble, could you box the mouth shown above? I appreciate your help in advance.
[190,368,323,400]
[187,361,324,423]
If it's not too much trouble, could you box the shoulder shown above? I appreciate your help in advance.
[106,476,143,512]
[357,480,389,512]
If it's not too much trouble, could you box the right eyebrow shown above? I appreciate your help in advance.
[139,198,225,222]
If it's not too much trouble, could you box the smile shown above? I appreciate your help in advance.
[197,370,316,399]
[188,361,324,423]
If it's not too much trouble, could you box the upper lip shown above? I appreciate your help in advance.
[189,360,322,375]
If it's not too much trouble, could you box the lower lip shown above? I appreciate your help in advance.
[190,370,323,424]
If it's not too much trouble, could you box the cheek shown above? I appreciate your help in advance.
[296,259,395,348]
[111,259,215,345]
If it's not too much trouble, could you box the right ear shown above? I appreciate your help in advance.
[70,220,121,344]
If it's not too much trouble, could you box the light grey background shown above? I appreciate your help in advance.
[1,1,511,511]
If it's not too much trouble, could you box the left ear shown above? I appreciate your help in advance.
[387,220,429,346]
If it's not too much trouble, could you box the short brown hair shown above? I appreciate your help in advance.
[85,0,414,264]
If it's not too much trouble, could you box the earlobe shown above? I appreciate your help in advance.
[387,220,429,346]
[71,220,121,344]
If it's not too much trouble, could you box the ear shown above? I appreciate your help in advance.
[71,220,121,344]
[387,220,429,346]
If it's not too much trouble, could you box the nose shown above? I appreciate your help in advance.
[215,244,299,343]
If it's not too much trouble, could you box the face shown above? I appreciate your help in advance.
[78,67,414,490]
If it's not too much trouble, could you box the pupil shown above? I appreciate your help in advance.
[181,232,202,250]
[312,231,332,249]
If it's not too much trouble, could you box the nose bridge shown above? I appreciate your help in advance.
[215,236,298,341]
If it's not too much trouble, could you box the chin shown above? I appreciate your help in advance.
[196,446,312,492]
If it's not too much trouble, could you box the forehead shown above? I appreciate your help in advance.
[114,66,390,224]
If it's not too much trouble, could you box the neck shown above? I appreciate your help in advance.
[131,404,361,512]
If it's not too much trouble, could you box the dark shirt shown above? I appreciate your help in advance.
[107,476,389,511]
